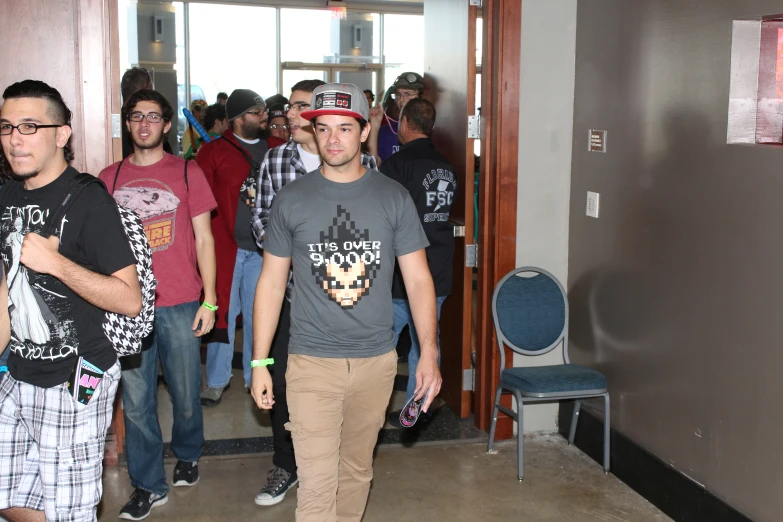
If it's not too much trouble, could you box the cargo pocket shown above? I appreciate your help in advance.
[55,440,103,516]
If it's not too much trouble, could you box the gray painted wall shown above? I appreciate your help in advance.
[515,0,576,432]
[568,1,783,520]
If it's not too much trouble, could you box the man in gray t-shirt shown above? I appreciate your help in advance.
[250,83,442,522]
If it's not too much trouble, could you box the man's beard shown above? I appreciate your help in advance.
[10,170,39,181]
[132,131,166,150]
[240,119,261,140]
[6,152,40,180]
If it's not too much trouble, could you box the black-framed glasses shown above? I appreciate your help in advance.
[128,112,163,123]
[246,107,268,117]
[284,102,310,113]
[0,123,65,136]
[269,124,289,130]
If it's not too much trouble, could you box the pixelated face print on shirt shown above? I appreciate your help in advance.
[309,206,382,309]
[112,179,180,252]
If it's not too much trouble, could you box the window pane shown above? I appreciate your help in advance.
[282,69,328,97]
[477,17,483,67]
[189,3,277,104]
[383,14,424,95]
[281,9,335,63]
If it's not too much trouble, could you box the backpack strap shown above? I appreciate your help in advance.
[111,157,126,195]
[41,173,103,238]
[27,174,102,285]
[184,159,189,191]
[222,137,260,172]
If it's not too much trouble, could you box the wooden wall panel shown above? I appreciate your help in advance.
[0,0,115,176]
[1,0,121,461]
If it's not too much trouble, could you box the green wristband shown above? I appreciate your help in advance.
[201,302,218,311]
[250,358,274,368]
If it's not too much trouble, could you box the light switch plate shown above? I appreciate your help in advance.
[586,191,600,218]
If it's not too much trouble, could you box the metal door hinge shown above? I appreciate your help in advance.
[466,244,478,268]
[463,369,475,391]
[111,114,121,139]
[469,0,482,6]
[468,115,480,138]
[453,225,465,237]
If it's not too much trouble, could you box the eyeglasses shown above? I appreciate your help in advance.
[284,102,310,113]
[0,123,65,136]
[246,108,268,117]
[128,112,163,123]
[269,124,289,130]
[393,92,419,101]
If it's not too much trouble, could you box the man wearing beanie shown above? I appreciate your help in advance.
[251,83,441,521]
[249,79,378,508]
[195,89,268,406]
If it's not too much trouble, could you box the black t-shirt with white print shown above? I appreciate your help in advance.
[0,167,136,388]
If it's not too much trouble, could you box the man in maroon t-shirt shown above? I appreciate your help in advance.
[98,89,218,521]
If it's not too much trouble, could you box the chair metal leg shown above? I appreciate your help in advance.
[603,392,611,473]
[568,400,581,445]
[487,386,502,452]
[514,390,524,481]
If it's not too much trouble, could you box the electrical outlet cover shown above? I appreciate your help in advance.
[586,191,600,218]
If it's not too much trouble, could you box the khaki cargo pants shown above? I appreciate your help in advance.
[285,350,397,522]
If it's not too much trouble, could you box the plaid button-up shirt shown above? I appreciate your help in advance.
[251,140,378,297]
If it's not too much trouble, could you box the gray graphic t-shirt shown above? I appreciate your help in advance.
[264,168,429,358]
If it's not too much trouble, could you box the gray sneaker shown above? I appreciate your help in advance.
[200,382,230,407]
[254,466,298,506]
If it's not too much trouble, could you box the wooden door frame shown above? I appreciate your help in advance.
[473,0,520,439]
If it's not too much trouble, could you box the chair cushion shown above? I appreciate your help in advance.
[501,364,607,395]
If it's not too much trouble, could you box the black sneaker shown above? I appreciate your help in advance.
[254,466,298,506]
[118,488,168,520]
[172,460,199,487]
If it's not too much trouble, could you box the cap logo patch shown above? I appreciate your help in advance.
[315,91,352,111]
[254,96,264,105]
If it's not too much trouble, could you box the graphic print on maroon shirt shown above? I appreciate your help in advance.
[112,179,180,252]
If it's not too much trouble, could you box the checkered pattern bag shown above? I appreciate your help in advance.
[103,205,157,356]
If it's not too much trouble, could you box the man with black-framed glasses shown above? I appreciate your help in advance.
[98,89,218,521]
[0,79,141,522]
[120,67,172,159]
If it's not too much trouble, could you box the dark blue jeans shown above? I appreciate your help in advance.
[392,296,447,401]
[121,300,204,495]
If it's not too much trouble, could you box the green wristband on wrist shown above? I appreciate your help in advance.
[250,358,274,368]
[201,302,218,311]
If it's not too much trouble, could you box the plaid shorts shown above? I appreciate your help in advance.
[0,361,120,521]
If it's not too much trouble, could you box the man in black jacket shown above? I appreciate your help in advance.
[379,98,457,419]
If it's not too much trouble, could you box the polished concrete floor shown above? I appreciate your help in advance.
[111,332,671,520]
[100,435,671,521]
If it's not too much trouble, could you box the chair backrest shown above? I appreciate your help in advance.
[492,267,569,369]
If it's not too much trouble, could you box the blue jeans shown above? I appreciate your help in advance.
[206,248,263,388]
[121,300,204,496]
[392,296,447,401]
